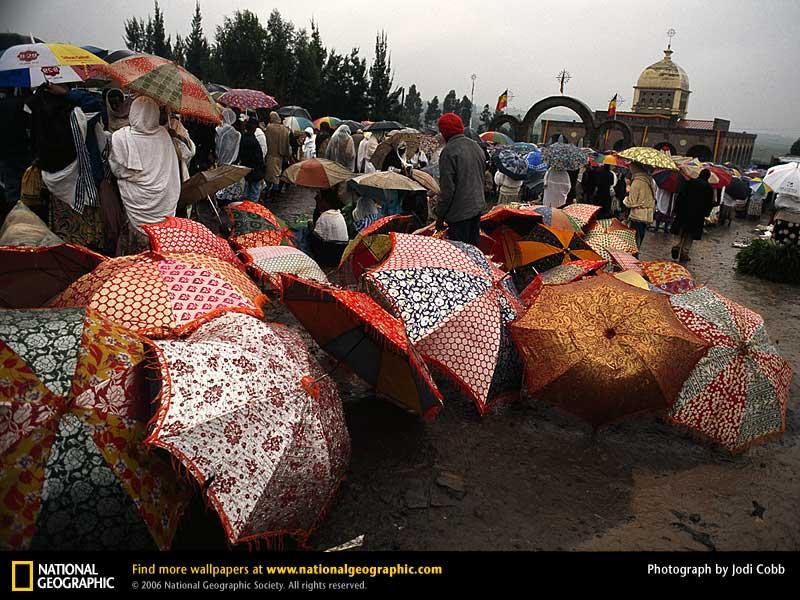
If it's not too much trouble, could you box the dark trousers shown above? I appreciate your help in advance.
[447,215,481,246]
[631,219,648,249]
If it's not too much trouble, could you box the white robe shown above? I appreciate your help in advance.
[314,209,349,242]
[542,169,571,208]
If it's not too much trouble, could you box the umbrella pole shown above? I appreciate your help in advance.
[206,194,223,227]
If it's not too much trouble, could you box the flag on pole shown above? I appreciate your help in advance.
[608,94,617,120]
[495,89,508,112]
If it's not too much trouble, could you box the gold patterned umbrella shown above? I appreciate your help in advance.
[509,273,708,428]
[618,146,678,171]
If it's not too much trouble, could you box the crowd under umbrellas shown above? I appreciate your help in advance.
[0,42,795,553]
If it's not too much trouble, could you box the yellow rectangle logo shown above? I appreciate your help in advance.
[11,561,34,592]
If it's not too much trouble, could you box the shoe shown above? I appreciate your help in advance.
[680,255,690,263]
[671,247,680,260]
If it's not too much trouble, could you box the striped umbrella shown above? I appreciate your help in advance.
[0,43,106,87]
[312,116,342,130]
[283,116,313,132]
[480,131,514,145]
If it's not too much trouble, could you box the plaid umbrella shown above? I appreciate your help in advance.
[583,218,639,261]
[224,201,294,250]
[363,233,523,416]
[0,244,106,309]
[0,43,106,87]
[146,312,350,546]
[141,217,243,269]
[541,143,588,171]
[669,287,794,452]
[641,260,696,295]
[519,259,607,305]
[218,88,278,110]
[283,158,354,189]
[618,147,677,170]
[608,249,643,274]
[493,147,529,180]
[0,308,191,550]
[98,54,221,124]
[51,252,266,338]
[480,131,514,145]
[509,273,709,428]
[505,223,604,274]
[281,274,443,418]
[242,246,328,294]
[562,203,601,230]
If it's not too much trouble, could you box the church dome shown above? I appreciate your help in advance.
[635,48,690,92]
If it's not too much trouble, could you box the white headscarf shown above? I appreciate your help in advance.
[302,126,316,159]
[215,107,241,165]
[357,133,378,174]
[326,124,355,169]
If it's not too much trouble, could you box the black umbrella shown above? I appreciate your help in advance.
[277,105,312,120]
[106,49,137,63]
[0,33,44,53]
[204,82,230,94]
[342,119,364,134]
[365,120,403,132]
[726,177,749,201]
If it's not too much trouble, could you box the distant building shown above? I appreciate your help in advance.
[538,46,757,166]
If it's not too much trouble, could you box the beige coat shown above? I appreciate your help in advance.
[624,172,656,223]
[265,112,290,184]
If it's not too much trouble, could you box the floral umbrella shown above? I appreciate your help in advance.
[562,203,601,230]
[0,308,191,550]
[509,273,709,428]
[363,234,523,416]
[583,218,639,261]
[541,142,588,171]
[224,201,294,250]
[218,88,278,110]
[669,287,793,452]
[519,259,607,305]
[492,147,529,180]
[618,146,678,170]
[98,54,221,124]
[51,252,266,338]
[146,312,350,546]
[282,158,354,189]
[281,274,443,418]
[0,244,106,309]
[242,246,328,294]
[141,217,243,269]
[503,223,604,274]
[640,260,696,295]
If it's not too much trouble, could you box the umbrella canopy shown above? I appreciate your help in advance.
[312,116,342,130]
[0,244,106,309]
[541,142,588,171]
[493,147,529,180]
[530,205,582,232]
[748,177,770,196]
[338,215,419,288]
[142,217,243,269]
[180,165,251,205]
[281,274,444,418]
[608,249,643,274]
[242,246,328,294]
[589,152,630,168]
[341,119,364,134]
[277,105,312,120]
[640,260,696,295]
[505,223,604,274]
[562,203,601,230]
[526,149,546,173]
[0,308,191,550]
[283,116,313,133]
[519,259,607,305]
[763,161,800,198]
[350,171,425,194]
[224,201,293,250]
[668,287,793,452]
[480,131,514,145]
[218,88,278,110]
[51,252,266,338]
[725,177,750,200]
[0,43,106,87]
[409,169,440,195]
[509,273,709,427]
[105,49,137,63]
[365,120,403,132]
[369,129,422,169]
[618,147,678,170]
[146,312,350,546]
[204,82,230,94]
[583,218,639,261]
[479,206,545,270]
[98,54,221,124]
[283,158,354,189]
[80,45,108,61]
[702,164,734,189]
[363,234,523,415]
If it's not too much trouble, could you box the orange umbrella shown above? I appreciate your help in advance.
[282,158,354,189]
[506,223,603,273]
[509,273,709,428]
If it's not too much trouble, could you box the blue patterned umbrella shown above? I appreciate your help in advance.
[541,142,587,171]
[493,147,529,181]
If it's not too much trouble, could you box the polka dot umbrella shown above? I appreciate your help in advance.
[218,88,278,110]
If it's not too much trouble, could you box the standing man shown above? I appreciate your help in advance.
[624,163,656,249]
[264,111,290,201]
[670,169,714,262]
[239,118,266,202]
[435,112,486,245]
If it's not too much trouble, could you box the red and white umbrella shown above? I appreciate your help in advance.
[218,89,278,110]
[0,43,106,87]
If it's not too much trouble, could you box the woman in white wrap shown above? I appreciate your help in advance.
[356,132,378,174]
[302,126,316,159]
[542,167,572,208]
[109,97,181,252]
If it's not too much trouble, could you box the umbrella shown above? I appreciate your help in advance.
[350,171,425,195]
[281,274,443,417]
[493,147,529,181]
[583,218,639,261]
[218,88,278,110]
[0,308,191,550]
[0,43,105,87]
[146,312,350,546]
[608,249,643,274]
[640,260,697,295]
[180,165,251,205]
[341,120,364,134]
[562,203,601,230]
[409,169,440,195]
[519,259,607,305]
[479,206,545,270]
[277,105,312,120]
[105,49,137,63]
[589,152,630,168]
[652,169,686,193]
[283,116,313,133]
[204,82,230,94]
[414,223,502,266]
[763,161,800,198]
[725,177,750,201]
[618,147,678,170]
[80,45,108,61]
[541,143,588,171]
[282,158,354,189]
[703,164,734,189]
[509,273,709,428]
[98,54,221,124]
[480,131,514,145]
[0,244,106,309]
[141,217,243,269]
[224,201,293,250]
[526,149,546,173]
[242,246,328,294]
[338,215,419,288]
[668,287,794,452]
[369,129,422,169]
[363,233,524,415]
[530,205,582,232]
[365,120,403,132]
[312,116,342,130]
[51,252,266,338]
[499,223,604,274]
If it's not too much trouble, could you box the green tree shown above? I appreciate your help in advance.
[123,17,146,52]
[263,9,295,101]
[320,50,348,117]
[185,2,211,81]
[150,1,171,59]
[214,10,267,89]
[457,95,472,127]
[368,31,394,119]
[791,138,800,156]
[172,34,186,66]
[402,84,423,129]
[442,90,458,115]
[343,49,369,120]
[424,96,441,130]
[479,104,493,133]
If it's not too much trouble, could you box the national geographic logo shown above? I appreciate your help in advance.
[10,561,115,592]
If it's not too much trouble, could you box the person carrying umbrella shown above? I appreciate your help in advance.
[264,111,291,201]
[239,117,266,202]
[670,168,715,262]
[623,163,656,248]
[434,112,486,245]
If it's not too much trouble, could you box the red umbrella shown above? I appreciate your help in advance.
[519,259,607,305]
[218,89,278,110]
[141,217,244,270]
[224,201,294,250]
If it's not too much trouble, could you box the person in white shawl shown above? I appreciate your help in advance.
[542,167,572,208]
[356,132,378,174]
[215,107,241,165]
[302,126,316,159]
[325,124,355,169]
[109,97,181,233]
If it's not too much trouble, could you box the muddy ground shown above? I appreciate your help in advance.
[181,188,799,552]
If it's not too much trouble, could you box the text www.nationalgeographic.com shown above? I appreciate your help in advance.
[263,564,442,577]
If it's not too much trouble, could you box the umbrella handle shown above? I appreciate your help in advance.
[206,194,223,225]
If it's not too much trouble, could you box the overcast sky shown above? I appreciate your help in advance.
[2,0,798,135]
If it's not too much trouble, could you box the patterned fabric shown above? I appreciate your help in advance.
[541,143,587,171]
[50,197,103,250]
[773,219,800,247]
[529,205,582,232]
[519,259,607,305]
[364,233,523,415]
[655,278,697,296]
[608,250,643,274]
[242,246,328,293]
[618,146,677,170]
[641,260,694,285]
[509,273,709,428]
[218,89,278,110]
[225,201,293,250]
[51,252,266,338]
[562,203,601,230]
[669,287,793,452]
[142,217,242,268]
[584,218,638,262]
[508,223,604,274]
[148,313,350,545]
